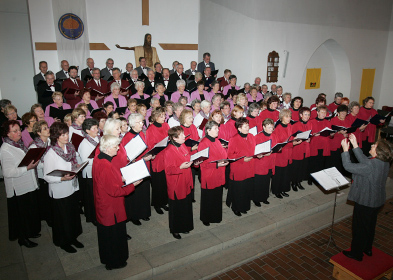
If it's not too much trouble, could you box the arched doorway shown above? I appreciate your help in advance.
[299,39,351,106]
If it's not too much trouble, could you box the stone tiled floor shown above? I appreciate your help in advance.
[212,198,393,280]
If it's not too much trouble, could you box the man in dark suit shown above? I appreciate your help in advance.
[161,68,170,90]
[184,61,197,77]
[61,65,83,108]
[197,52,215,73]
[169,61,179,74]
[202,66,215,91]
[154,62,163,83]
[217,69,231,92]
[107,68,130,98]
[100,58,114,81]
[127,70,139,95]
[86,68,108,107]
[135,57,151,76]
[144,70,157,95]
[187,72,202,92]
[55,60,70,84]
[33,61,48,91]
[81,58,95,86]
[121,62,134,81]
[37,71,61,109]
[167,63,187,92]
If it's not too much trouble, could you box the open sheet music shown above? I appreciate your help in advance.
[120,159,150,186]
[124,134,147,162]
[47,161,89,177]
[311,167,349,191]
[254,140,271,156]
[294,130,312,140]
[190,147,209,162]
[249,126,258,136]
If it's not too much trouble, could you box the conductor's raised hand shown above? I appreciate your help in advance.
[348,133,358,148]
[341,138,350,152]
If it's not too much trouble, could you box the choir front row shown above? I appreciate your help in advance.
[0,102,384,270]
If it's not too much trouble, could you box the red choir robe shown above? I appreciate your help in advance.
[357,106,378,143]
[272,123,293,167]
[121,130,150,171]
[146,122,170,172]
[291,120,312,161]
[227,133,256,181]
[330,116,351,151]
[224,118,238,140]
[198,137,227,189]
[181,124,200,156]
[289,108,300,122]
[164,143,193,200]
[62,78,83,108]
[92,154,135,226]
[257,108,280,132]
[254,131,277,175]
[246,116,258,130]
[86,78,108,107]
[309,118,332,157]
[328,102,340,115]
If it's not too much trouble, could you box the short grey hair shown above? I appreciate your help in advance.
[150,97,159,105]
[264,92,273,100]
[176,79,186,88]
[195,72,203,80]
[178,96,188,104]
[279,109,292,121]
[348,101,360,112]
[92,67,100,73]
[212,94,222,103]
[135,81,145,90]
[283,92,292,99]
[147,69,154,76]
[205,120,218,132]
[110,82,120,91]
[200,100,211,109]
[173,102,184,112]
[335,92,343,99]
[103,118,121,136]
[191,99,201,108]
[128,113,144,128]
[155,83,164,90]
[176,63,183,70]
[106,58,114,64]
[277,85,283,90]
[248,103,260,116]
[45,71,55,78]
[99,135,120,153]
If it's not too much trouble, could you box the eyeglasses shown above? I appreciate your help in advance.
[7,111,16,116]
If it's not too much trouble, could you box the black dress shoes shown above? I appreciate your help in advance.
[342,250,363,261]
[253,201,261,207]
[127,234,132,240]
[297,182,305,190]
[72,239,84,248]
[192,199,196,203]
[281,192,289,197]
[291,183,298,192]
[364,250,372,256]
[162,205,169,211]
[131,219,142,226]
[105,262,127,270]
[262,200,270,205]
[18,238,38,248]
[275,194,283,199]
[233,210,242,216]
[172,233,181,239]
[155,207,164,215]
[203,221,210,226]
[30,233,41,238]
[141,217,150,221]
[308,178,313,185]
[61,244,77,253]
[240,211,248,214]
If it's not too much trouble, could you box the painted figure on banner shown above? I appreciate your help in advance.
[116,33,160,68]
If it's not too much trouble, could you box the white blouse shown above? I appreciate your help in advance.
[43,147,79,199]
[193,113,209,138]
[78,137,98,178]
[0,143,38,198]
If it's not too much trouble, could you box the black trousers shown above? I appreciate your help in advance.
[254,171,271,202]
[350,203,382,258]
[200,186,223,223]
[83,177,96,224]
[169,192,194,234]
[271,165,290,195]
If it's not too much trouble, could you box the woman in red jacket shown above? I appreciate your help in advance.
[254,118,277,205]
[165,126,200,239]
[224,105,244,140]
[289,96,303,122]
[198,121,228,226]
[146,107,170,215]
[121,113,153,226]
[93,135,142,270]
[227,117,256,216]
[291,107,312,190]
[257,96,280,132]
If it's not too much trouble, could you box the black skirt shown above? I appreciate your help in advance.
[83,177,96,224]
[271,165,291,194]
[227,177,254,212]
[7,189,41,241]
[254,171,272,202]
[291,157,309,183]
[52,192,82,247]
[38,178,53,225]
[97,220,128,266]
[200,186,223,223]
[329,149,344,174]
[125,178,151,220]
[168,192,194,233]
[309,149,326,175]
[151,171,168,208]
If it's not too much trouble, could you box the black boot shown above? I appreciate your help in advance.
[297,182,305,190]
[291,182,298,192]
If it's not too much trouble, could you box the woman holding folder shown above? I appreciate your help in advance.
[146,107,170,215]
[93,135,142,270]
[226,117,256,216]
[0,120,41,248]
[43,122,83,253]
[164,126,197,239]
[44,92,72,117]
[224,105,244,140]
[198,121,228,226]
[121,113,153,225]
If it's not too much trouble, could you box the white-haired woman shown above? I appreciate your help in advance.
[103,83,127,110]
[170,79,190,103]
[193,100,211,138]
[120,113,153,226]
[168,102,184,128]
[130,81,150,101]
[93,135,142,270]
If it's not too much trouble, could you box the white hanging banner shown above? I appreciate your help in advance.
[52,0,90,69]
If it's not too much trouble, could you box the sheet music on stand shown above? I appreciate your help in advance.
[311,167,349,191]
